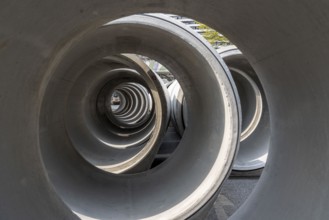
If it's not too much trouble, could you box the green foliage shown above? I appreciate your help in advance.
[197,22,231,47]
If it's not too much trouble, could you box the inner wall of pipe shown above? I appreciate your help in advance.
[0,1,326,220]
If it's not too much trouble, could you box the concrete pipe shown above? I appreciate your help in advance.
[169,45,270,171]
[0,12,239,219]
[1,1,327,220]
[64,54,170,174]
[168,80,186,136]
[218,46,270,171]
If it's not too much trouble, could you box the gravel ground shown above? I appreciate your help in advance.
[206,177,259,219]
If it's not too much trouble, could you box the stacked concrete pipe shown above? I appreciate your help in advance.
[64,54,170,174]
[1,1,328,220]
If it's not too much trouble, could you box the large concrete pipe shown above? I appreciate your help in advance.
[1,1,328,220]
[169,45,270,171]
[0,13,239,219]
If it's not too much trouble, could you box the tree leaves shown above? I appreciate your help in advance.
[196,22,231,48]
